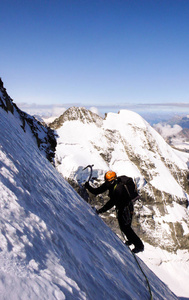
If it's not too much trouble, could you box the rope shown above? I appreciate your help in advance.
[120,231,153,300]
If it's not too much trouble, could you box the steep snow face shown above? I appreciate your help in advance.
[54,107,189,253]
[0,101,178,299]
[0,79,56,163]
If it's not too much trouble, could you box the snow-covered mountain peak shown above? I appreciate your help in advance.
[50,106,103,129]
[105,109,149,130]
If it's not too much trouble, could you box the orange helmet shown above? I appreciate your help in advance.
[104,171,117,182]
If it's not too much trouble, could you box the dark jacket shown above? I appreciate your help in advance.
[86,176,132,214]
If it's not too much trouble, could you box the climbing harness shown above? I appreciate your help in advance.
[120,230,153,300]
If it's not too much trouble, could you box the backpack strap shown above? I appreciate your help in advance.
[113,183,117,191]
[122,182,140,202]
[123,184,131,198]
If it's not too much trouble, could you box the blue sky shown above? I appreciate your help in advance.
[1,0,189,106]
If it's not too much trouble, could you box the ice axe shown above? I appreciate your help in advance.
[83,164,94,182]
[83,164,97,211]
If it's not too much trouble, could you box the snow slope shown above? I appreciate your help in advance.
[138,244,189,298]
[0,103,179,298]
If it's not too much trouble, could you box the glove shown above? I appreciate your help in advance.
[84,181,90,189]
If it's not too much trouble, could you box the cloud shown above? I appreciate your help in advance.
[51,106,66,118]
[89,106,101,116]
[154,123,182,139]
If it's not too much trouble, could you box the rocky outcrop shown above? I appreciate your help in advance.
[0,78,14,113]
[0,78,56,163]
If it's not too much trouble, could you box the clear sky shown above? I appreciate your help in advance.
[1,0,189,106]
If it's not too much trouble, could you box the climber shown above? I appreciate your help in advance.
[85,171,144,253]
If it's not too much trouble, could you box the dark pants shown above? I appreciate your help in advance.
[118,209,144,249]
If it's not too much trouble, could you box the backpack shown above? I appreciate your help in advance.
[118,175,140,202]
[117,175,140,225]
